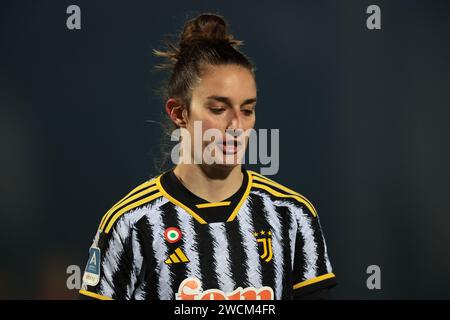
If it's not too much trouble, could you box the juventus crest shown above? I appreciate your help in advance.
[254,230,273,262]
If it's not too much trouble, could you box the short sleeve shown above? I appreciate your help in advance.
[292,204,337,298]
[79,217,142,300]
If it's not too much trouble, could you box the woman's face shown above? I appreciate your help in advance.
[186,64,257,167]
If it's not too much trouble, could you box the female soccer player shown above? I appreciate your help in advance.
[79,13,336,300]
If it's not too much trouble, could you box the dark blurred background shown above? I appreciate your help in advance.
[1,0,449,299]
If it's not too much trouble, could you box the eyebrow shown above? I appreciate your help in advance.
[206,95,257,107]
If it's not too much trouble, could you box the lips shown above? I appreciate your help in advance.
[218,140,242,154]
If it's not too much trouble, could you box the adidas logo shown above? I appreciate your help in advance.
[165,247,189,264]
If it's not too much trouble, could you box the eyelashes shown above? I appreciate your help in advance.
[210,108,226,114]
[209,107,254,116]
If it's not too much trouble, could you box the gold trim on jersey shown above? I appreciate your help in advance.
[156,175,208,224]
[79,289,113,300]
[165,247,190,264]
[293,273,336,290]
[226,170,253,222]
[156,170,253,224]
[195,201,231,208]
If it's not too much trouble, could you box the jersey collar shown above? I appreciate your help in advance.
[156,166,253,224]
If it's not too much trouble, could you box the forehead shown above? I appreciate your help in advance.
[193,65,257,102]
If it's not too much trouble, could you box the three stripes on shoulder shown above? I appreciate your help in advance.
[98,176,162,234]
[248,171,318,218]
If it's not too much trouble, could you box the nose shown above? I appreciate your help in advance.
[226,108,244,137]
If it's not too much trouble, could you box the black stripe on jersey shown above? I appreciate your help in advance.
[130,222,147,300]
[160,201,187,296]
[275,205,294,299]
[97,231,112,255]
[135,215,158,300]
[311,216,328,276]
[110,229,134,299]
[193,222,218,290]
[101,188,160,232]
[292,215,306,283]
[247,193,275,292]
[224,220,247,288]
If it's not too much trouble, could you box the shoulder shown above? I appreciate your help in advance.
[247,170,318,218]
[98,174,166,235]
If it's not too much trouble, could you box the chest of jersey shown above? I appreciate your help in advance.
[135,194,298,300]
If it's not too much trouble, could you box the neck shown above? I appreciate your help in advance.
[173,164,244,203]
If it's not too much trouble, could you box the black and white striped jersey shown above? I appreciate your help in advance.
[79,167,336,300]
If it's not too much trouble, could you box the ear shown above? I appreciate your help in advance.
[165,98,188,128]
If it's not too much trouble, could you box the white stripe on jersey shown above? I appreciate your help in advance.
[116,208,148,298]
[130,200,166,300]
[133,281,147,300]
[209,222,236,293]
[259,192,285,300]
[236,198,263,288]
[129,221,143,297]
[270,198,332,278]
[99,223,127,298]
[297,206,318,279]
[147,197,174,300]
[263,198,298,271]
[325,248,333,274]
[176,206,202,283]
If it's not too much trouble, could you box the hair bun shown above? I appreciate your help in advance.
[152,13,246,69]
[179,13,243,50]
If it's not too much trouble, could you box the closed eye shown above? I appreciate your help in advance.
[209,107,226,115]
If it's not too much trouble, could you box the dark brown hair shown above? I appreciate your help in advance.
[152,12,256,172]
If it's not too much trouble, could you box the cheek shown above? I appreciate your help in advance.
[188,107,219,129]
[186,115,222,143]
[243,115,256,130]
[200,115,227,134]
[202,117,220,130]
[201,119,223,145]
